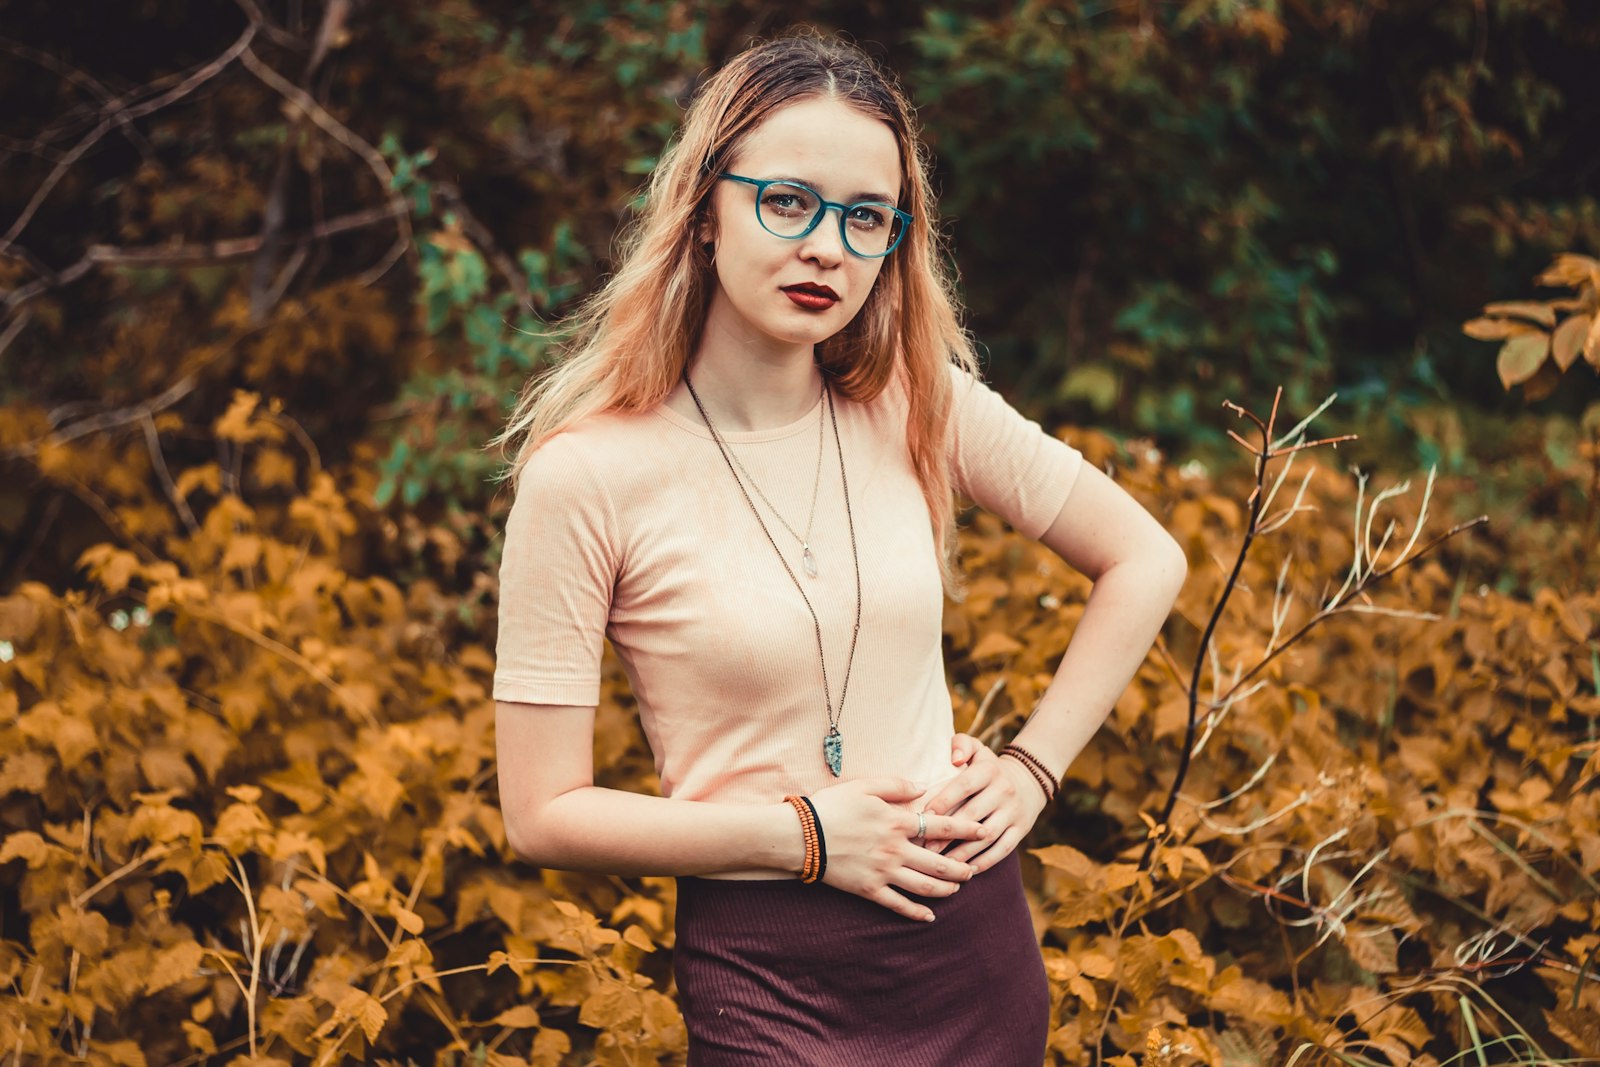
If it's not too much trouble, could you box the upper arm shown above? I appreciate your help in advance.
[1036,460,1187,584]
[945,363,1085,540]
[491,438,622,858]
[493,437,620,709]
[495,699,597,859]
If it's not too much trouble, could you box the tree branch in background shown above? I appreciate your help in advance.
[1140,388,1486,872]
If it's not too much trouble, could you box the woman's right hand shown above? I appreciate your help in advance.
[803,777,989,922]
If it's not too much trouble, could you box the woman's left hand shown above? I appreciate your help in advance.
[915,734,1047,871]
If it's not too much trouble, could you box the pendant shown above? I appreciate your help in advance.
[823,725,843,777]
[802,545,819,579]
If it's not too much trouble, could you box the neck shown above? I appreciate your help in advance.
[681,323,824,432]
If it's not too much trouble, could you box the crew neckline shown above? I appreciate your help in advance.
[653,390,828,443]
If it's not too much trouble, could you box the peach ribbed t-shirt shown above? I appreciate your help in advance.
[493,363,1083,805]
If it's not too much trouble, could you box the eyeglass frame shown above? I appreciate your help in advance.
[716,172,913,259]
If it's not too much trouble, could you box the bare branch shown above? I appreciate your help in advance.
[1,202,406,326]
[0,18,259,249]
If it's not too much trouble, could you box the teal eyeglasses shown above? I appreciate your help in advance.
[718,173,912,258]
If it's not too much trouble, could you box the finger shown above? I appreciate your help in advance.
[890,864,965,898]
[942,834,994,864]
[970,824,1025,874]
[922,766,991,816]
[902,847,976,884]
[857,777,924,804]
[927,812,987,842]
[950,733,980,765]
[868,884,936,923]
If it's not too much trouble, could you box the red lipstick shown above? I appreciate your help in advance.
[782,283,839,311]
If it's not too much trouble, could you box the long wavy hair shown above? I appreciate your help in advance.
[496,31,978,594]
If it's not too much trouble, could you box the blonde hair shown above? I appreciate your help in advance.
[496,32,978,594]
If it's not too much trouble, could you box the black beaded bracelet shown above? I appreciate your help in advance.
[797,795,827,883]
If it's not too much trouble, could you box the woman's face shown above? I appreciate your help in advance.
[702,95,903,355]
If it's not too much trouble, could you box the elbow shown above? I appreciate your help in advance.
[503,804,567,869]
[1160,531,1188,601]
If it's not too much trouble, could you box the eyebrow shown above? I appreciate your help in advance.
[770,175,899,205]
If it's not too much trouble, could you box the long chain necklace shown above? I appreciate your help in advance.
[716,382,826,578]
[683,368,862,777]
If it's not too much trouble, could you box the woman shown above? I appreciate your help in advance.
[492,32,1187,1066]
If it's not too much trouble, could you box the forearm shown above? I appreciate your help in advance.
[507,785,804,877]
[1011,551,1185,779]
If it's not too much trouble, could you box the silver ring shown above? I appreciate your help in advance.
[915,810,927,839]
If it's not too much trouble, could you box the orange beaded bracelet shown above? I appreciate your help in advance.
[784,794,824,883]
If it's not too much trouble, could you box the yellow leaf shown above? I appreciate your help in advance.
[622,925,654,952]
[1483,300,1557,326]
[1497,332,1549,388]
[220,533,263,573]
[1461,316,1535,341]
[146,940,204,994]
[1078,951,1116,979]
[0,831,50,868]
[1534,253,1600,289]
[17,702,97,768]
[78,544,141,594]
[57,905,111,957]
[213,391,261,442]
[970,630,1024,660]
[1031,844,1094,877]
[1554,314,1591,371]
[490,1004,542,1028]
[173,463,221,500]
[181,1020,217,1054]
[97,1040,148,1067]
[335,988,387,1043]
[389,901,424,935]
[531,1029,571,1067]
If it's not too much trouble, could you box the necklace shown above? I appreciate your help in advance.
[716,382,826,578]
[683,368,862,777]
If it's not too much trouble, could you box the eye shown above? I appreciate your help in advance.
[761,184,817,218]
[847,204,889,230]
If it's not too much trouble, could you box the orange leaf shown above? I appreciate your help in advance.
[145,940,204,995]
[1462,316,1536,341]
[1553,314,1591,371]
[970,630,1024,660]
[1483,300,1557,326]
[1497,332,1549,388]
[489,1004,542,1028]
[1534,253,1600,289]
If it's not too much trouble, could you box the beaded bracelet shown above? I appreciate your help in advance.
[783,795,824,883]
[798,795,827,883]
[1001,743,1058,803]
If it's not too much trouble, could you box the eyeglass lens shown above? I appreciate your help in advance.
[755,182,902,256]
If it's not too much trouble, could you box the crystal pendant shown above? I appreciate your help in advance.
[802,545,819,579]
[823,725,843,777]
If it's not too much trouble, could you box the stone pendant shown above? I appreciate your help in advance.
[823,725,843,777]
[802,545,819,579]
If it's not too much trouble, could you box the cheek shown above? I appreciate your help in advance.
[846,262,889,312]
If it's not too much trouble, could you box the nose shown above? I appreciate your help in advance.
[796,207,846,268]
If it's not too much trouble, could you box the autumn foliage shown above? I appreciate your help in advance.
[2,377,1598,1064]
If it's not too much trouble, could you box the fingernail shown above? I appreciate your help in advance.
[923,912,936,923]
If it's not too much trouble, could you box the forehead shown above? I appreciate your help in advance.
[730,96,902,199]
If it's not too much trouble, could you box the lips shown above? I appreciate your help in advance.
[782,283,839,311]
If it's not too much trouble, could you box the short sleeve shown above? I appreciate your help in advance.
[947,363,1084,539]
[492,436,621,707]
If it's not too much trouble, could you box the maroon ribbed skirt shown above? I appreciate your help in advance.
[673,850,1049,1066]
